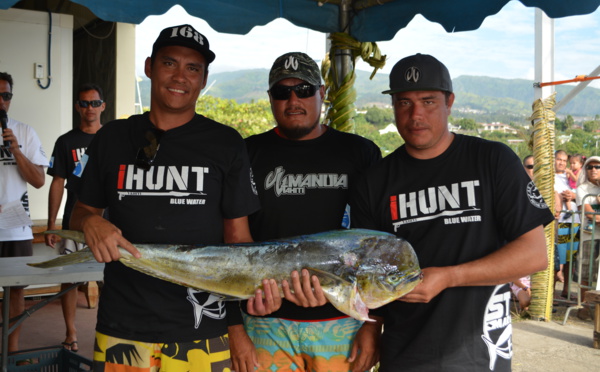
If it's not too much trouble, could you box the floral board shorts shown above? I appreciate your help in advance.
[243,313,363,372]
[92,331,231,372]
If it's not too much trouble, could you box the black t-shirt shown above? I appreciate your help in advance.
[245,128,381,320]
[47,128,95,229]
[76,112,260,342]
[350,134,554,371]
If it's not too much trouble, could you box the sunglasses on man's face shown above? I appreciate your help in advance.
[77,100,103,108]
[0,92,13,101]
[586,165,600,170]
[269,83,319,100]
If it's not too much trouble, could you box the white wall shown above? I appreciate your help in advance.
[115,22,136,119]
[0,8,73,223]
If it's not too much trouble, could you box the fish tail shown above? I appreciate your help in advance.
[45,230,86,244]
[27,248,95,268]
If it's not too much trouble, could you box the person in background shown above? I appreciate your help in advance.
[554,150,580,295]
[45,83,106,352]
[523,154,534,179]
[349,54,553,371]
[574,155,600,320]
[567,153,585,190]
[68,24,277,371]
[242,52,381,372]
[510,277,531,312]
[0,71,48,353]
[508,155,541,314]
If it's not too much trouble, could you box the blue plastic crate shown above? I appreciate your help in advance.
[6,345,92,371]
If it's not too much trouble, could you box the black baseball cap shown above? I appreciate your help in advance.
[151,24,215,64]
[382,53,452,95]
[269,52,322,89]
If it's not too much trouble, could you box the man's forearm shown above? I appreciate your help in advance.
[47,177,65,228]
[14,149,45,188]
[445,225,548,288]
[69,201,103,231]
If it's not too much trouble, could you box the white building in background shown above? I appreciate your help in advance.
[557,134,572,144]
[480,122,518,134]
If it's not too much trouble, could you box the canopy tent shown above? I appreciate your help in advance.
[1,0,598,41]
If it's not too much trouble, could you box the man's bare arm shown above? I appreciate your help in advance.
[401,225,548,303]
[70,200,140,262]
[45,176,66,247]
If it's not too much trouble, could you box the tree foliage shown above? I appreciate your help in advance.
[451,116,480,131]
[364,106,395,129]
[190,95,600,161]
[355,114,403,156]
[196,96,274,138]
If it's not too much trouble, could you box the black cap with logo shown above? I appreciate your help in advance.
[382,53,452,95]
[151,24,215,64]
[268,52,322,89]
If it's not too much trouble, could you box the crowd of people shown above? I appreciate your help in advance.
[547,150,600,320]
[2,22,596,371]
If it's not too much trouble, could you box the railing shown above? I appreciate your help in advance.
[561,194,599,324]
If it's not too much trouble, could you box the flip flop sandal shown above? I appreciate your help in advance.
[62,341,79,352]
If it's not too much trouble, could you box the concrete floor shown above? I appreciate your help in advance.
[9,289,97,362]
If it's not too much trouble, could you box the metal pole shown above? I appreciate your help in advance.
[534,8,555,101]
[555,65,600,113]
[335,0,353,86]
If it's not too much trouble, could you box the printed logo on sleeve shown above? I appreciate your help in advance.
[526,181,548,209]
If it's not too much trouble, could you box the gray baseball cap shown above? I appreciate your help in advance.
[382,53,452,95]
[269,52,321,89]
[151,24,215,64]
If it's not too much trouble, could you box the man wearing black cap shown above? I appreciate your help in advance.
[69,24,271,370]
[242,52,381,371]
[348,54,553,371]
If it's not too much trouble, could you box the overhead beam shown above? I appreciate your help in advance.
[554,65,600,113]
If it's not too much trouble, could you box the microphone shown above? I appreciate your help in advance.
[0,109,8,147]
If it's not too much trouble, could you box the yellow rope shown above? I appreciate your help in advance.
[321,32,386,132]
[528,92,557,321]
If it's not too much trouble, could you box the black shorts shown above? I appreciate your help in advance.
[0,239,33,257]
[1,240,33,289]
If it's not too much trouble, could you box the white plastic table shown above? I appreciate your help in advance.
[0,256,103,372]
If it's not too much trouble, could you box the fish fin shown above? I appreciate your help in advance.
[45,230,86,244]
[27,248,95,268]
[305,267,372,322]
[304,267,350,286]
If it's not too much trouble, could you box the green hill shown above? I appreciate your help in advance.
[137,70,600,118]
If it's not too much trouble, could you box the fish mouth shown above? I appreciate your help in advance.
[405,270,423,284]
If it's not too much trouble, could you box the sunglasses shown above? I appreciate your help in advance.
[135,130,163,170]
[0,92,13,101]
[586,165,600,170]
[77,100,103,108]
[269,83,319,100]
[525,164,534,169]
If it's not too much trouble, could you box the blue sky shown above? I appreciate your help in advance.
[135,2,600,88]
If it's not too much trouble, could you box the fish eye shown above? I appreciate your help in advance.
[386,273,402,285]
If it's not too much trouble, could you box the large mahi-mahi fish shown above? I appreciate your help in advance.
[29,228,422,321]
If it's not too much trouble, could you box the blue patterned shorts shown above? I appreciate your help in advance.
[243,314,363,372]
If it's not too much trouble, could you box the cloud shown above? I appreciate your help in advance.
[136,3,600,88]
